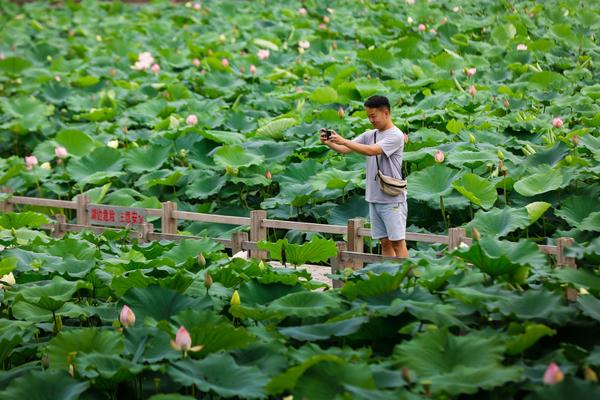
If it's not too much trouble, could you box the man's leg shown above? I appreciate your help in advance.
[380,237,395,256]
[391,239,408,258]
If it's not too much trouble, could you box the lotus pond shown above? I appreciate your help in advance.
[1,0,600,398]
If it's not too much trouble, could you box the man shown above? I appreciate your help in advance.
[320,95,408,257]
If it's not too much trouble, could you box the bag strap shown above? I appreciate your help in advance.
[374,131,383,180]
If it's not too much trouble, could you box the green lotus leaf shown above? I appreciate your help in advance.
[0,257,17,276]
[201,130,245,145]
[326,195,369,226]
[123,326,180,364]
[341,271,409,301]
[125,145,171,174]
[161,239,224,265]
[278,317,369,341]
[407,165,459,202]
[66,147,124,185]
[0,56,32,75]
[524,142,570,168]
[577,294,600,322]
[513,167,563,197]
[75,353,143,382]
[579,212,600,232]
[394,329,522,395]
[505,323,556,356]
[169,353,269,399]
[378,299,466,328]
[554,268,600,291]
[453,238,546,278]
[0,211,51,229]
[525,201,551,223]
[55,129,96,157]
[267,291,342,318]
[468,207,531,237]
[310,87,339,104]
[120,286,209,324]
[148,395,195,400]
[452,173,498,210]
[110,270,157,297]
[555,194,600,228]
[46,237,97,260]
[257,237,337,267]
[256,118,297,140]
[2,95,54,131]
[14,276,92,312]
[185,173,227,200]
[0,370,89,400]
[238,280,305,306]
[11,301,88,323]
[213,145,264,169]
[527,377,600,400]
[46,328,122,371]
[446,149,497,169]
[497,289,574,323]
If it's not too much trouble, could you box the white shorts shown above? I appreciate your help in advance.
[369,202,407,241]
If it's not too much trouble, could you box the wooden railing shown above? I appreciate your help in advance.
[0,194,577,288]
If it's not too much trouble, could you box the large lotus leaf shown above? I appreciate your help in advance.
[468,207,531,237]
[446,149,498,169]
[257,237,337,266]
[453,238,546,278]
[267,291,342,318]
[0,370,89,400]
[377,299,466,328]
[14,276,92,312]
[238,280,305,306]
[525,201,551,223]
[213,145,264,169]
[341,271,409,301]
[46,237,97,260]
[524,142,570,168]
[120,286,206,323]
[326,195,369,226]
[278,317,369,341]
[394,329,521,395]
[311,168,360,190]
[452,173,498,210]
[11,301,88,322]
[496,289,574,323]
[124,326,180,364]
[161,239,224,265]
[513,167,563,196]
[0,319,34,363]
[0,211,51,229]
[0,56,32,75]
[169,353,269,399]
[47,328,124,370]
[243,140,297,164]
[0,257,17,277]
[256,118,297,140]
[185,173,227,200]
[527,377,600,400]
[55,129,96,157]
[201,130,245,145]
[276,159,321,184]
[66,147,124,184]
[579,212,600,232]
[2,96,53,131]
[577,294,600,322]
[125,145,171,174]
[505,323,556,356]
[555,195,600,227]
[407,164,459,202]
[75,353,143,382]
[554,268,600,291]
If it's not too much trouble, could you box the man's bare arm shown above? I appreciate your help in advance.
[328,132,383,156]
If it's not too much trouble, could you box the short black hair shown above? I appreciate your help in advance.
[364,95,390,111]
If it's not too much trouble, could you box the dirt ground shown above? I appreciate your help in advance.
[269,261,333,287]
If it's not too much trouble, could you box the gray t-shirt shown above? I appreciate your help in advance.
[354,126,405,204]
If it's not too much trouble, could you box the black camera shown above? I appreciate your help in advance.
[324,129,333,139]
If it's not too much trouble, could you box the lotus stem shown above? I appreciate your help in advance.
[439,196,448,230]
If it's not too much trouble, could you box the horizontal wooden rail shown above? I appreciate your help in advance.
[172,210,251,226]
[9,196,77,209]
[341,251,405,263]
[263,219,346,234]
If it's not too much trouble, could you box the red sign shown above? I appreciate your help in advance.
[87,205,147,227]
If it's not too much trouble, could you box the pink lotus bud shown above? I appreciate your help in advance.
[468,84,477,97]
[407,16,414,24]
[298,40,310,49]
[266,170,272,180]
[466,67,476,78]
[418,24,426,32]
[173,326,192,351]
[25,155,38,169]
[295,87,303,93]
[55,146,68,159]
[193,3,201,10]
[440,16,448,24]
[192,58,201,67]
[323,15,330,24]
[257,49,270,60]
[517,43,528,51]
[429,28,437,34]
[453,6,461,12]
[327,7,334,14]
[543,362,564,385]
[503,98,510,108]
[319,23,327,30]
[200,68,206,75]
[151,63,160,74]
[552,117,563,128]
[119,305,136,328]
[404,133,409,144]
[54,75,61,82]
[298,7,307,16]
[249,64,257,75]
[338,106,345,119]
[434,149,445,163]
[186,114,198,126]
[221,58,229,67]
[571,135,579,146]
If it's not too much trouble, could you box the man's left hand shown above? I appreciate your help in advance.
[328,131,346,145]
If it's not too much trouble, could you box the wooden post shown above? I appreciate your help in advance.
[557,237,578,301]
[330,241,348,289]
[232,231,248,256]
[448,227,466,251]
[138,222,154,243]
[250,210,267,260]
[52,214,66,238]
[161,201,177,234]
[76,195,90,226]
[347,218,364,270]
[1,188,13,213]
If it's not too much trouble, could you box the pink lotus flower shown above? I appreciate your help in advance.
[468,84,477,97]
[552,117,563,128]
[429,28,437,34]
[434,149,445,163]
[319,23,327,30]
[221,58,229,68]
[171,326,203,354]
[119,305,136,328]
[24,155,38,170]
[186,114,198,126]
[298,40,310,49]
[55,146,68,159]
[54,75,61,82]
[257,49,270,60]
[298,7,307,16]
[466,67,476,77]
[151,63,160,74]
[192,58,201,67]
[295,87,303,93]
[517,43,528,51]
[418,23,426,32]
[193,3,201,10]
[265,170,272,180]
[249,64,257,75]
[133,52,154,70]
[543,362,564,385]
